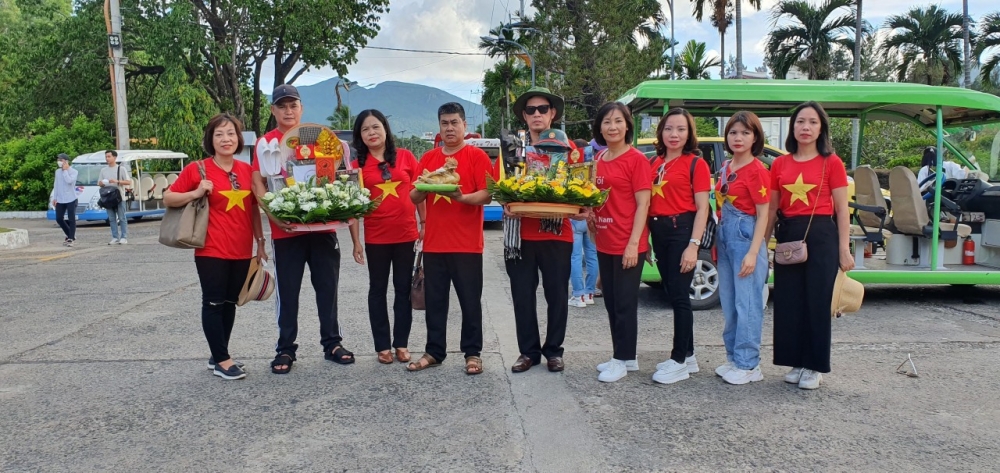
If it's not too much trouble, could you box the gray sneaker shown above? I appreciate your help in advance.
[108,238,119,245]
[213,363,247,380]
[784,367,805,384]
[118,238,128,244]
[798,370,822,390]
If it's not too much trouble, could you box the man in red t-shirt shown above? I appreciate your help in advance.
[251,84,354,374]
[495,87,580,374]
[406,102,492,375]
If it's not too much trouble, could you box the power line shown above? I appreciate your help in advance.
[365,46,487,56]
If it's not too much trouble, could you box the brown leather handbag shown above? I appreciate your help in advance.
[410,251,425,310]
[774,158,825,265]
[159,161,210,249]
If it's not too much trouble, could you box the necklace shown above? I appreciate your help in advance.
[656,155,682,184]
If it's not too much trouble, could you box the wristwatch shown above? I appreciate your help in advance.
[689,238,701,247]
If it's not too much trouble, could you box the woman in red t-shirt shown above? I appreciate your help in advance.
[714,111,771,385]
[347,109,425,365]
[764,101,854,391]
[164,114,266,381]
[646,108,711,386]
[590,102,651,383]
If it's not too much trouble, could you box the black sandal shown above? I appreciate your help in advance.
[271,353,294,374]
[325,346,355,365]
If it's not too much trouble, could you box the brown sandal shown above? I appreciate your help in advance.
[395,348,411,363]
[464,356,483,375]
[406,353,440,372]
[377,350,393,364]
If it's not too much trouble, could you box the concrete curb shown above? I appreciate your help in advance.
[0,228,29,249]
[0,211,47,219]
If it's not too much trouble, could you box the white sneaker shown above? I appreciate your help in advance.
[656,355,699,373]
[119,238,127,244]
[108,238,119,245]
[568,296,587,308]
[723,366,764,385]
[597,359,638,372]
[652,359,690,385]
[798,370,822,390]
[715,361,736,377]
[784,367,805,384]
[597,359,628,382]
[585,294,595,305]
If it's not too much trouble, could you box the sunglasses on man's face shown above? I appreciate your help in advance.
[524,105,551,116]
[378,161,391,181]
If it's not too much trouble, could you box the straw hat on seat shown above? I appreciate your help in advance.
[831,270,864,318]
[238,258,274,306]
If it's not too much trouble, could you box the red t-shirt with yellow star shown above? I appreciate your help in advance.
[648,153,712,216]
[490,157,573,243]
[715,159,770,217]
[770,154,849,217]
[361,148,420,244]
[171,158,255,260]
[419,145,492,253]
[593,147,652,255]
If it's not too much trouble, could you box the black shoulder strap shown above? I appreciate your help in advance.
[688,155,698,187]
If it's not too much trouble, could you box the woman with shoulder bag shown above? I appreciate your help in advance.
[164,114,267,381]
[590,102,652,383]
[347,109,425,365]
[764,101,853,390]
[646,108,712,385]
[714,111,772,385]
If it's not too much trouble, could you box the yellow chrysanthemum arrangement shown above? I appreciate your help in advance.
[488,161,607,207]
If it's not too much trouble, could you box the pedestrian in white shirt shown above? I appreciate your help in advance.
[51,153,79,246]
[917,147,966,192]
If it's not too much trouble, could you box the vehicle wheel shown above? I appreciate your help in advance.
[689,249,720,311]
[129,216,143,223]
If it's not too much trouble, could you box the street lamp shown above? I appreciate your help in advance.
[480,35,536,87]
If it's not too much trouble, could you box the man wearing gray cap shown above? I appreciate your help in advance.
[51,153,78,246]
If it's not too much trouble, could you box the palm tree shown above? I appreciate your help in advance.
[881,5,964,85]
[765,0,855,80]
[327,105,353,131]
[674,40,723,79]
[692,0,733,78]
[478,23,523,59]
[734,0,763,79]
[482,60,528,131]
[978,12,1000,89]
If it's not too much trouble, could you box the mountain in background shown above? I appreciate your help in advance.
[276,79,486,137]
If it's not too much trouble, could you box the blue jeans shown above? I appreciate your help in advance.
[570,220,597,297]
[717,202,768,370]
[106,200,128,239]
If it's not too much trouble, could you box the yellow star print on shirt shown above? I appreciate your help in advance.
[783,173,816,206]
[652,182,665,198]
[375,180,401,198]
[219,189,251,211]
[432,194,452,204]
[758,185,768,199]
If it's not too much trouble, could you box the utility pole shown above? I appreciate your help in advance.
[962,0,971,89]
[104,0,130,150]
[668,0,676,79]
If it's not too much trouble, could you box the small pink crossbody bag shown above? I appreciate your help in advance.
[774,158,825,265]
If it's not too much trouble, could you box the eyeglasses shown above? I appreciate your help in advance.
[524,105,551,115]
[378,161,391,181]
[719,169,737,196]
[228,171,240,190]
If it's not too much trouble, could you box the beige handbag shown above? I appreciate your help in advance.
[238,257,275,306]
[159,161,210,249]
[774,158,825,266]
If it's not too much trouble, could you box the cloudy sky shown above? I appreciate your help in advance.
[269,0,993,103]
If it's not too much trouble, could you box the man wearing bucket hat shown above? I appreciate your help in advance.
[251,84,355,375]
[493,86,583,373]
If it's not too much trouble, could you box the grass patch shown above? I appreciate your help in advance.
[0,228,13,233]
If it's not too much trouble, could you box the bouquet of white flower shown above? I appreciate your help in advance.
[260,175,379,230]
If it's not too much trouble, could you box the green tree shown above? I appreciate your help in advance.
[691,0,733,78]
[675,40,722,79]
[480,60,530,137]
[764,0,855,80]
[881,5,965,85]
[396,135,432,158]
[976,12,1000,89]
[0,116,112,211]
[132,0,389,132]
[527,0,669,138]
[327,106,355,131]
[734,0,763,79]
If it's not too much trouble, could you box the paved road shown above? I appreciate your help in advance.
[1,217,999,472]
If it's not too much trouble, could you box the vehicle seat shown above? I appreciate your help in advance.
[887,166,971,266]
[153,175,168,200]
[166,173,178,188]
[139,176,155,201]
[849,166,892,239]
